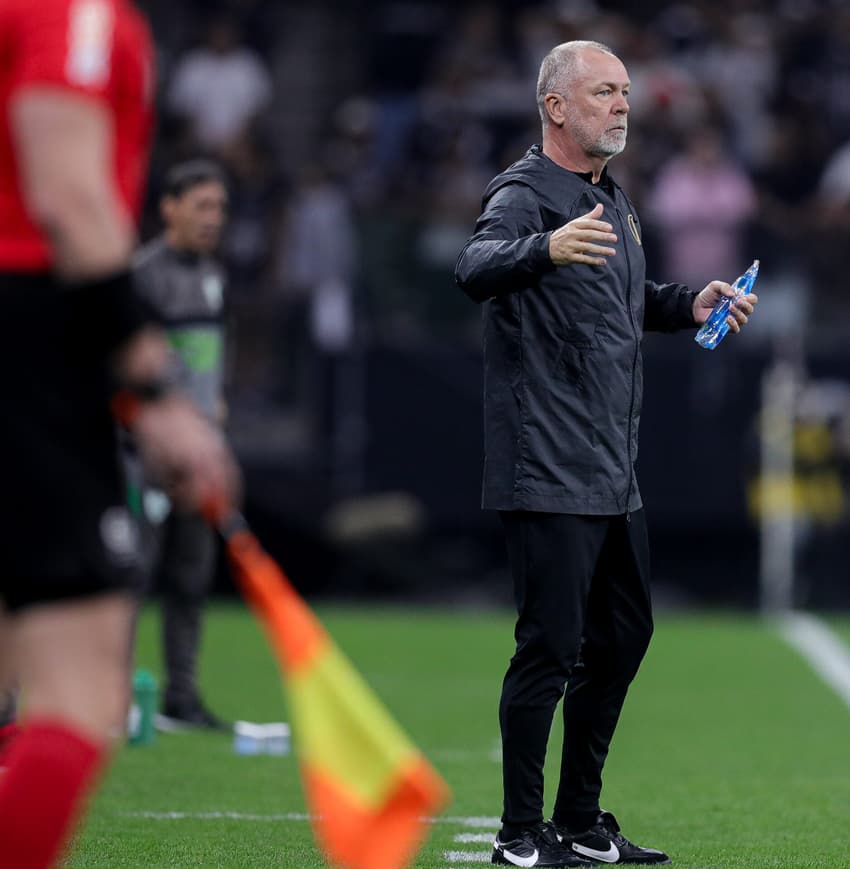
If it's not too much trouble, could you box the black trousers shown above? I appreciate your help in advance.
[144,509,217,708]
[498,510,654,833]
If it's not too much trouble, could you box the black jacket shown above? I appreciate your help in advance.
[455,145,697,514]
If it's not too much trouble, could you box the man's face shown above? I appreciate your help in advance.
[162,180,228,254]
[560,49,630,160]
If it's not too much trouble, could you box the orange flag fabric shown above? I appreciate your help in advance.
[221,515,450,869]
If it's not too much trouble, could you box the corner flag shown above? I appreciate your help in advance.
[220,514,450,869]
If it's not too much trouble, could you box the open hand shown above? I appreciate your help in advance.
[549,203,618,267]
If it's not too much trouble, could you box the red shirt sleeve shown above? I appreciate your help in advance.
[11,0,116,99]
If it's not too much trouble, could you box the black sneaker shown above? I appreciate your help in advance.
[493,821,596,867]
[155,698,229,733]
[553,811,670,865]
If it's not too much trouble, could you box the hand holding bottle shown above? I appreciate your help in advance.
[694,260,760,350]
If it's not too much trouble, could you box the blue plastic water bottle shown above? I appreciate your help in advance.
[233,721,264,755]
[695,259,759,350]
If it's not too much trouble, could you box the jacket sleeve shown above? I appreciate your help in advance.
[455,183,555,303]
[643,280,699,332]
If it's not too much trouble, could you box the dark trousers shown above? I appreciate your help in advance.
[147,510,217,707]
[498,510,654,833]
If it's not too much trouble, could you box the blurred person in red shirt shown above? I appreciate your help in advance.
[0,1,239,866]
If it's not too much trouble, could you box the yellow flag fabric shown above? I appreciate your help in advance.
[223,525,450,869]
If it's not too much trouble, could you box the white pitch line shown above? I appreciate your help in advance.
[453,833,494,843]
[777,612,850,710]
[442,851,491,864]
[122,811,500,827]
[124,811,311,822]
[440,816,500,828]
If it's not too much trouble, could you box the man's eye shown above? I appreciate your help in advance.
[598,89,612,96]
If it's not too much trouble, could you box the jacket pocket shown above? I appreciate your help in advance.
[551,312,606,388]
[553,341,586,389]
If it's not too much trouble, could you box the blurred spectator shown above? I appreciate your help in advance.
[816,138,850,218]
[620,26,705,131]
[167,14,272,155]
[275,163,357,408]
[327,96,385,210]
[811,134,850,322]
[279,163,358,334]
[647,126,757,291]
[697,12,778,164]
[752,114,821,272]
[220,132,285,293]
[415,127,494,338]
[130,160,231,732]
[365,1,446,173]
[746,114,819,337]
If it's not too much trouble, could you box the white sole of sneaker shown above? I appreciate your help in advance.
[153,713,196,733]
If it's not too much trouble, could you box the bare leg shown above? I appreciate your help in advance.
[13,593,134,740]
[0,593,135,869]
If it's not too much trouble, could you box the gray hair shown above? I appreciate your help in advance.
[536,40,616,126]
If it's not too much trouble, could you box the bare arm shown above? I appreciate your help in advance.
[10,86,133,279]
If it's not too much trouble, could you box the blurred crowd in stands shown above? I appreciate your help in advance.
[136,0,850,419]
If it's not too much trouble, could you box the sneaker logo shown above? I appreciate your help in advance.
[494,840,539,868]
[572,841,620,863]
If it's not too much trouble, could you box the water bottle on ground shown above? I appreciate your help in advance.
[264,723,291,756]
[233,721,291,756]
[695,259,759,350]
[233,721,265,755]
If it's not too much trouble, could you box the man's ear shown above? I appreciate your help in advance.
[545,92,567,127]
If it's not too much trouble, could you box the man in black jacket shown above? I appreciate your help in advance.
[455,41,757,868]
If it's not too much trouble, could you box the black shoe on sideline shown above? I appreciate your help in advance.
[492,821,596,867]
[553,811,670,865]
[155,698,229,733]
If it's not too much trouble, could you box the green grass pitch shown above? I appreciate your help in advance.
[66,605,850,868]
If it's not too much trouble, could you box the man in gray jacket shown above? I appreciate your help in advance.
[132,160,229,730]
[456,41,757,867]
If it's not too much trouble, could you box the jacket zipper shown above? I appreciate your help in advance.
[617,204,640,522]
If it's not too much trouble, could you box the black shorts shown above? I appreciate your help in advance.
[0,273,143,612]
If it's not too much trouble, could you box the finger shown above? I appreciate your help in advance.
[702,280,732,298]
[578,227,618,242]
[744,293,758,306]
[576,252,609,267]
[556,220,615,239]
[581,242,617,257]
[733,299,754,316]
[725,315,741,333]
[585,203,604,220]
